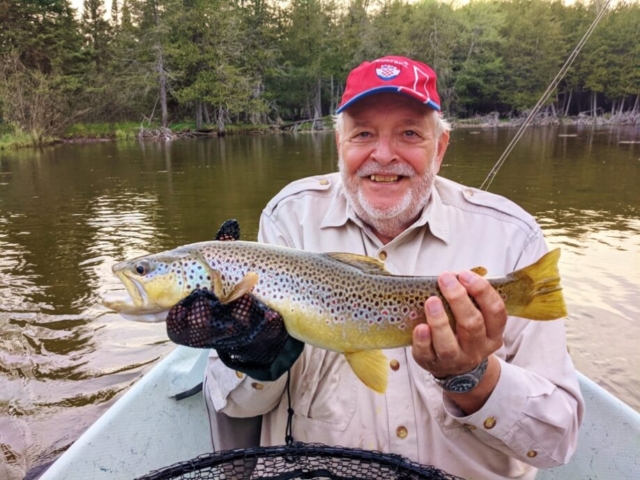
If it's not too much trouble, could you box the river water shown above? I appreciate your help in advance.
[0,126,638,478]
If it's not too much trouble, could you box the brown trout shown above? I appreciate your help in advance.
[103,235,567,393]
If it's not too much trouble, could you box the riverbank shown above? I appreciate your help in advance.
[0,121,277,150]
[1,112,638,150]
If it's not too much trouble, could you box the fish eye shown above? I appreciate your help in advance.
[134,260,151,276]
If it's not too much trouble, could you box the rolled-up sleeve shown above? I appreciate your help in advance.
[206,347,289,417]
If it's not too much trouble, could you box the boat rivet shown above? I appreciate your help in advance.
[483,417,497,429]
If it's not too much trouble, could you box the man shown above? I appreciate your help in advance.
[204,55,584,479]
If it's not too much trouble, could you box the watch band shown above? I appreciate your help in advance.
[432,358,489,393]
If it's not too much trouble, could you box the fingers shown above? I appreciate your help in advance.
[457,270,507,345]
[412,323,437,368]
[412,270,507,377]
[437,272,487,355]
[424,294,459,362]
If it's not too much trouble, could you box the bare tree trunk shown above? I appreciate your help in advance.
[330,75,334,113]
[152,3,168,127]
[203,104,211,124]
[564,90,572,116]
[217,107,226,135]
[313,77,323,130]
[591,91,597,117]
[250,80,263,125]
[633,94,639,113]
[195,100,203,129]
[304,95,312,120]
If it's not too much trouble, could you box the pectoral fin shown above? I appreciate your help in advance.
[344,350,389,393]
[221,272,259,304]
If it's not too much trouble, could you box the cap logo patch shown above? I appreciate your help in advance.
[376,64,401,80]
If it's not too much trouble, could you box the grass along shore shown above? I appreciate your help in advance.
[0,121,277,150]
[1,112,637,150]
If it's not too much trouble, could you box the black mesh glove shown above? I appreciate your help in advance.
[166,290,304,382]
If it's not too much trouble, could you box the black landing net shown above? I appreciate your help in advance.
[135,442,464,480]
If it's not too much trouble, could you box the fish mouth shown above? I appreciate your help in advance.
[102,290,169,323]
[102,269,169,322]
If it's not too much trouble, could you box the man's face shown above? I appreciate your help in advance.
[336,93,449,242]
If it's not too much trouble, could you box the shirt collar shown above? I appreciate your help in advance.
[320,176,451,244]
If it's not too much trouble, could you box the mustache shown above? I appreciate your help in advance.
[354,161,417,178]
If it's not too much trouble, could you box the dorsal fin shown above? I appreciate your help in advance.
[215,219,240,241]
[324,252,391,275]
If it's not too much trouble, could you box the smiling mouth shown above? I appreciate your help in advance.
[369,175,402,183]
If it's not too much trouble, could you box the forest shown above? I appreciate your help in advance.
[0,0,638,144]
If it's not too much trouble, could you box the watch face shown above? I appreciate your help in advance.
[446,375,478,393]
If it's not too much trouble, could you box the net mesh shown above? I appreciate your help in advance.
[136,443,464,480]
[166,290,290,371]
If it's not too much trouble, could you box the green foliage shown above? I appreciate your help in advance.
[0,127,36,150]
[1,0,638,134]
[63,121,139,139]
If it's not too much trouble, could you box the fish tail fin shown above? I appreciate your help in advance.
[504,248,567,321]
[344,350,388,393]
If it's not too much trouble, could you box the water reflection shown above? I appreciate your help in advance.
[0,127,638,479]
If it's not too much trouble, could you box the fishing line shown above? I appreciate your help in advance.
[480,0,613,191]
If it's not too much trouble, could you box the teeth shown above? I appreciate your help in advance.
[370,175,399,182]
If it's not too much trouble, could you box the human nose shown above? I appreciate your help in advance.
[371,135,397,164]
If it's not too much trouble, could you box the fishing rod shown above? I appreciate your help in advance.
[480,0,613,192]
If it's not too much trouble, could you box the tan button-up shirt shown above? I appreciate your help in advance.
[205,173,584,479]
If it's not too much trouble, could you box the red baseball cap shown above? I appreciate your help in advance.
[336,56,441,113]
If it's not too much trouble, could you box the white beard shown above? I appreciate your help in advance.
[339,156,438,240]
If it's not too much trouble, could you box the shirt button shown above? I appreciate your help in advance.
[235,371,244,379]
[251,382,264,390]
[464,424,477,431]
[389,359,400,371]
[527,450,538,458]
[396,426,408,439]
[379,251,387,261]
[483,417,497,429]
[319,178,329,185]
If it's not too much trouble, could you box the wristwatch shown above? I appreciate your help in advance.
[432,358,489,393]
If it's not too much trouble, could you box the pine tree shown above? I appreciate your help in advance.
[81,0,111,72]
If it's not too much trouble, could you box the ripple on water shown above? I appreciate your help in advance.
[536,206,640,412]
[0,309,172,478]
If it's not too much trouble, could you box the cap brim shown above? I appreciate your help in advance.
[336,86,441,113]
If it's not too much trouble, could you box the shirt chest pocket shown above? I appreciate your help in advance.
[422,371,467,439]
[293,350,359,432]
